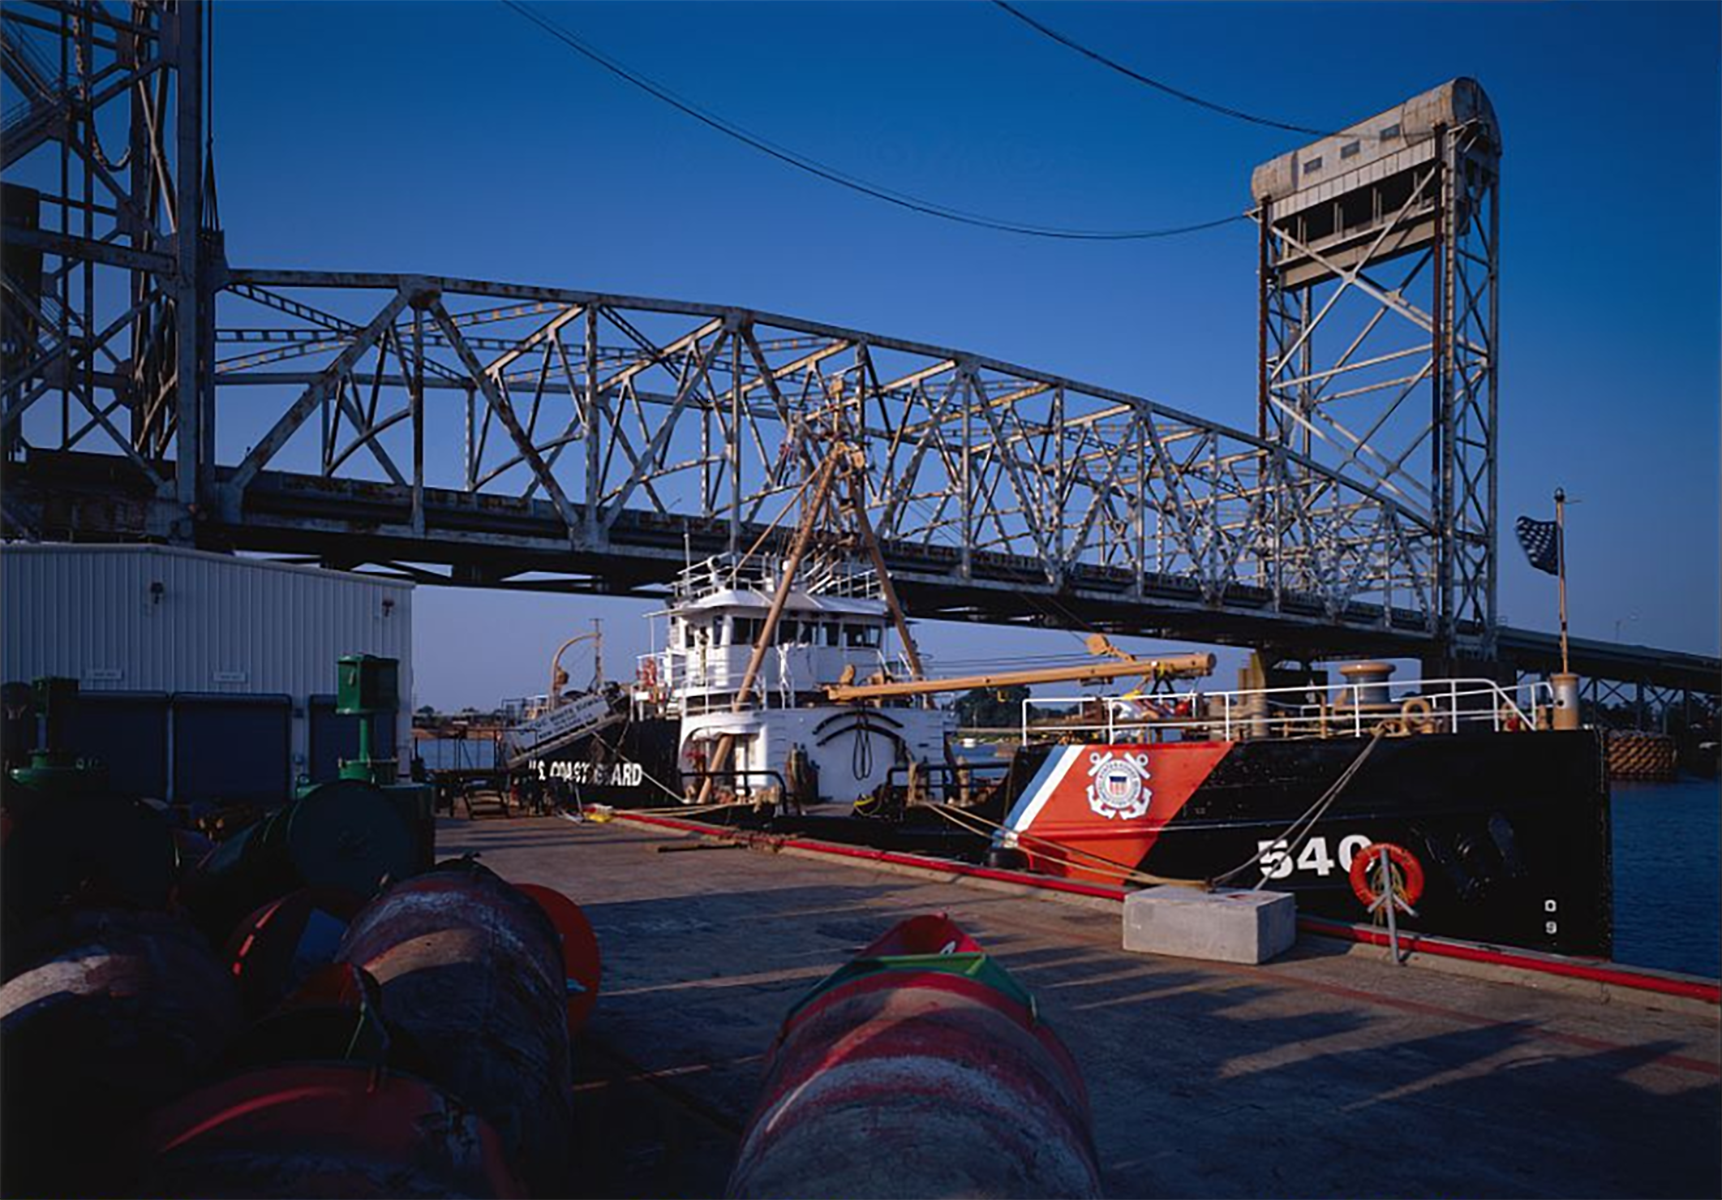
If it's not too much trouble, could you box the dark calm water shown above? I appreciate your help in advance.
[1610,777,1720,979]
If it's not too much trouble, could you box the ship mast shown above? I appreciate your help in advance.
[696,446,850,800]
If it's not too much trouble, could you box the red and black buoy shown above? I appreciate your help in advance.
[335,858,580,1194]
[727,913,1102,1199]
[223,885,366,1019]
[513,880,602,1036]
[138,1062,526,1199]
[0,908,242,1196]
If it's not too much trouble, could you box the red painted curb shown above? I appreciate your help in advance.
[1295,914,1722,1004]
[608,810,1721,1005]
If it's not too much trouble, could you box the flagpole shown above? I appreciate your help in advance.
[1555,487,1570,676]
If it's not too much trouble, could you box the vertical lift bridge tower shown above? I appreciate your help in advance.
[1251,79,1500,661]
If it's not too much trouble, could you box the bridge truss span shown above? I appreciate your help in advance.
[174,272,1440,639]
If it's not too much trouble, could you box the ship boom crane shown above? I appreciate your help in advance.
[825,646,1216,703]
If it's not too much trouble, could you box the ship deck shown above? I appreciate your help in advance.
[438,813,1720,1199]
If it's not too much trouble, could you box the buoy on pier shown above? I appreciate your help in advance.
[727,913,1102,1200]
[334,859,578,1194]
[0,793,180,940]
[0,909,242,1196]
[138,1063,525,1199]
[223,886,366,1019]
[180,778,417,945]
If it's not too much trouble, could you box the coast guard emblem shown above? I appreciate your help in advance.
[1086,750,1153,820]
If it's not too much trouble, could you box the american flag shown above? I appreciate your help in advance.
[1515,515,1561,576]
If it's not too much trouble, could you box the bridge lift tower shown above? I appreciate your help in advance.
[1251,79,1500,660]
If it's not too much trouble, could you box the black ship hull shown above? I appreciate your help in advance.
[1015,729,1612,958]
[533,717,1613,959]
[747,729,1613,959]
[530,715,682,808]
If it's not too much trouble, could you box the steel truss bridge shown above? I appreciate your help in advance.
[2,0,1716,706]
[12,272,1457,656]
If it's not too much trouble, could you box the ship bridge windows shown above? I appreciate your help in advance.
[844,624,882,649]
[733,616,763,647]
[711,614,883,648]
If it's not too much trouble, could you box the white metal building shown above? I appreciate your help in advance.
[1,543,413,803]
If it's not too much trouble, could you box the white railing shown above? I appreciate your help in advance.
[670,552,883,604]
[1021,678,1554,746]
[633,645,892,716]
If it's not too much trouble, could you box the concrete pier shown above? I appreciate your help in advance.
[438,815,1720,1199]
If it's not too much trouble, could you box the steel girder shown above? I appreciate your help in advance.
[4,5,1714,698]
[1578,677,1716,733]
[1258,120,1499,656]
[173,270,1438,634]
[0,0,209,521]
[2,1,1463,652]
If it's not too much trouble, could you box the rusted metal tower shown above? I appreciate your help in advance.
[1251,79,1500,655]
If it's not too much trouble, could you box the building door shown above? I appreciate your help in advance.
[172,693,292,807]
[69,691,170,800]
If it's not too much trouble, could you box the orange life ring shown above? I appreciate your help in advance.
[1348,841,1426,910]
[640,658,659,688]
[1399,696,1436,734]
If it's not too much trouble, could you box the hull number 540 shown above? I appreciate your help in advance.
[1256,834,1373,880]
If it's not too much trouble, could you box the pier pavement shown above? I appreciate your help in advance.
[437,815,1720,1199]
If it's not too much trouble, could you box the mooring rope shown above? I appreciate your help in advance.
[920,801,1206,890]
[1211,723,1390,889]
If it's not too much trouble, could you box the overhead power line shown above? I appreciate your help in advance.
[500,0,1246,242]
[991,0,1335,139]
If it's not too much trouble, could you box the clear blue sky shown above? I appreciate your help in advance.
[207,1,1720,709]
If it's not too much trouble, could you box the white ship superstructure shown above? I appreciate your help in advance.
[640,552,953,804]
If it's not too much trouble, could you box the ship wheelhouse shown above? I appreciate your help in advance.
[640,552,953,805]
[649,553,907,716]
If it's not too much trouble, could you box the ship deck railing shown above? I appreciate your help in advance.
[634,645,903,715]
[669,551,883,605]
[1023,678,1556,746]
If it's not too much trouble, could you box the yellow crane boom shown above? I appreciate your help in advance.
[825,651,1215,703]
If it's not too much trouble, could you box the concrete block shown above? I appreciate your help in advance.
[1122,886,1297,965]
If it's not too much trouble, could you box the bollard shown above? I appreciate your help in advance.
[727,913,1102,1200]
[1551,673,1581,731]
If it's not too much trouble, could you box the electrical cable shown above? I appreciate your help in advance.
[500,0,1246,242]
[991,1,1346,139]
